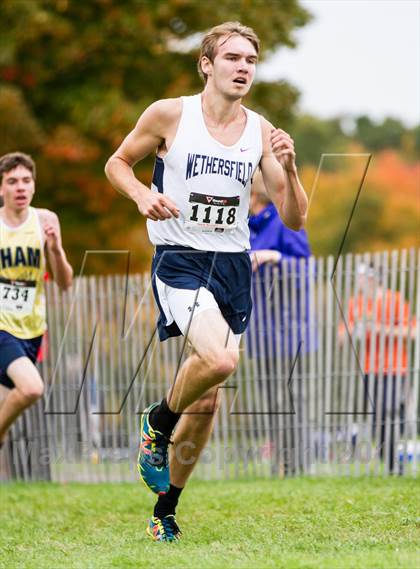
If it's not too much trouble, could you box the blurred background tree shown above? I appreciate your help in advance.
[302,150,419,257]
[0,0,418,271]
[0,0,310,272]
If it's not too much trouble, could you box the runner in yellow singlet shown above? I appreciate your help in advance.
[0,151,73,448]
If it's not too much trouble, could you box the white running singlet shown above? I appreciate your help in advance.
[147,94,263,252]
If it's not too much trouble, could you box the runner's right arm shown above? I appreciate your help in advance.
[105,99,180,221]
[39,209,73,291]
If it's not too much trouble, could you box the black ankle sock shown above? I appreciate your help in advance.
[154,484,184,518]
[149,397,181,438]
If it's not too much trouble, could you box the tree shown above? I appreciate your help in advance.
[290,114,349,169]
[0,0,311,273]
[304,149,420,257]
[355,115,407,152]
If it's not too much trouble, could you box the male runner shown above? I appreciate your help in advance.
[0,152,73,448]
[105,21,308,541]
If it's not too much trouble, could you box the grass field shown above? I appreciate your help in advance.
[0,477,419,569]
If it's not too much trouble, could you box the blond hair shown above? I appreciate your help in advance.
[197,21,260,83]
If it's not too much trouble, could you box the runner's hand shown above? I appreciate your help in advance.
[43,216,62,254]
[250,250,281,272]
[136,192,180,221]
[270,128,296,172]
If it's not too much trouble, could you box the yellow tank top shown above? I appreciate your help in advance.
[0,207,47,339]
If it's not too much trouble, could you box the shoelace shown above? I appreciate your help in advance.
[150,434,173,468]
[160,515,181,540]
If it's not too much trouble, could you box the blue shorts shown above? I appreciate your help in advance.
[0,330,43,389]
[151,245,252,341]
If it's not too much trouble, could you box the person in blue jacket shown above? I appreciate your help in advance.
[248,169,312,476]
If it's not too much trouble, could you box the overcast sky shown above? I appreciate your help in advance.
[258,0,419,126]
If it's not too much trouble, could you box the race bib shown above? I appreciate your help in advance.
[184,192,240,233]
[0,279,36,316]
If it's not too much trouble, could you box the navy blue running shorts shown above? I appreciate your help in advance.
[151,245,253,341]
[0,330,43,389]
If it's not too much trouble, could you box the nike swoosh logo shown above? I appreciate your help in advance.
[240,147,251,152]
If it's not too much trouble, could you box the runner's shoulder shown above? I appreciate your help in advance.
[142,97,182,130]
[36,208,59,225]
[258,115,276,154]
[259,115,274,136]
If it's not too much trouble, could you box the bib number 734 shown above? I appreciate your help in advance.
[0,279,36,316]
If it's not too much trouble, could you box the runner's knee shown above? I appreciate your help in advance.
[217,349,239,378]
[205,347,239,381]
[19,380,44,402]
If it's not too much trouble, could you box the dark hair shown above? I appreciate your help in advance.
[0,151,36,184]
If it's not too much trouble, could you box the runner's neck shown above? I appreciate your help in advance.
[0,206,31,228]
[200,90,245,128]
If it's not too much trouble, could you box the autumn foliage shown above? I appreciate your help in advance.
[303,149,419,257]
[0,0,417,272]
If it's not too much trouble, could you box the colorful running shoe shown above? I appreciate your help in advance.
[138,403,171,494]
[147,515,182,542]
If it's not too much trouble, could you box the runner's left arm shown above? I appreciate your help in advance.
[40,209,73,290]
[259,117,308,230]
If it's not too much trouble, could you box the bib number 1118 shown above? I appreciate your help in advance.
[185,193,240,233]
[189,204,236,225]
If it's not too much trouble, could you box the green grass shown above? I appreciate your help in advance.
[0,477,419,568]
